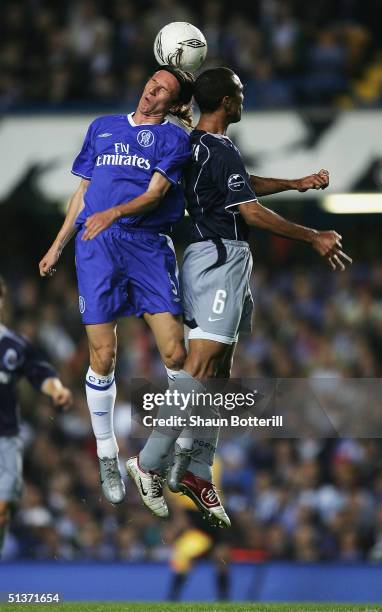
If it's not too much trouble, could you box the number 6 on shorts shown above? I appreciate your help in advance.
[212,289,227,315]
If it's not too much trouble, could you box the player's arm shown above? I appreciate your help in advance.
[250,169,329,196]
[41,377,72,409]
[21,342,73,408]
[81,172,171,241]
[39,179,89,276]
[239,200,352,271]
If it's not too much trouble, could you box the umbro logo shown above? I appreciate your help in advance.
[182,38,206,49]
[97,132,112,138]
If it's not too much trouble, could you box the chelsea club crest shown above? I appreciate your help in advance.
[137,130,155,147]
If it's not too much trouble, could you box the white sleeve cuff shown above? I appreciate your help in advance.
[225,198,257,210]
[71,170,92,180]
[153,167,177,185]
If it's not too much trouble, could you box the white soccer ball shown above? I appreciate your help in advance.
[154,22,207,73]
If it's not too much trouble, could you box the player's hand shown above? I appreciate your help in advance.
[311,230,353,271]
[39,247,61,277]
[51,386,72,410]
[296,169,329,192]
[82,209,120,240]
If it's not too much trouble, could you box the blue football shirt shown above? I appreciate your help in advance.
[72,113,191,233]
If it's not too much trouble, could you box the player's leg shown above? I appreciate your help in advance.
[117,233,187,515]
[212,543,231,600]
[141,312,233,477]
[139,311,187,470]
[167,337,232,527]
[0,500,10,555]
[172,339,237,477]
[85,321,125,505]
[167,240,252,525]
[179,342,236,482]
[216,342,237,379]
[126,311,186,518]
[0,435,23,556]
[75,228,134,505]
[143,311,186,372]
[169,527,213,601]
[173,337,233,483]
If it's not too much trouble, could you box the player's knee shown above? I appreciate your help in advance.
[89,346,116,375]
[162,343,186,371]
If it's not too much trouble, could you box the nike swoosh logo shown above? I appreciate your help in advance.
[208,316,224,322]
[139,477,148,496]
[97,132,112,137]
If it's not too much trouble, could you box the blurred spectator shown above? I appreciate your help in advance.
[0,0,379,110]
[2,224,382,562]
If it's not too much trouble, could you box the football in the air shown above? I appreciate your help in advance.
[154,22,207,73]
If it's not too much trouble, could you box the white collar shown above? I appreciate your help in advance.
[127,112,168,127]
[208,132,231,141]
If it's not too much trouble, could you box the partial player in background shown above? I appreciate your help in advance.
[0,276,72,556]
[39,67,194,511]
[164,67,352,525]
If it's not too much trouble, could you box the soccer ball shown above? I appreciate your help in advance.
[154,22,207,73]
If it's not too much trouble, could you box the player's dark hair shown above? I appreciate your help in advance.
[160,65,195,128]
[194,67,238,113]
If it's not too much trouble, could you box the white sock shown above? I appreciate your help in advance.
[85,366,118,459]
[165,366,179,383]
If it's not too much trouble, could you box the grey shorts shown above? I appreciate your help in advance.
[181,239,253,343]
[0,435,23,503]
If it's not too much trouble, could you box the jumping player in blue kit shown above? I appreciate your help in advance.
[39,67,194,509]
[73,111,189,323]
[0,276,72,555]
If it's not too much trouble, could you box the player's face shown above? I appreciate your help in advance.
[138,70,181,117]
[226,75,244,124]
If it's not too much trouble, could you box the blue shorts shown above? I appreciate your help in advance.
[75,227,182,324]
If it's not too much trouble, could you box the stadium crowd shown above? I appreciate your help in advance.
[0,0,380,111]
[2,258,382,562]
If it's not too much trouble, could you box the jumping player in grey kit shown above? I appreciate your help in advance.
[0,276,72,555]
[140,67,352,527]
